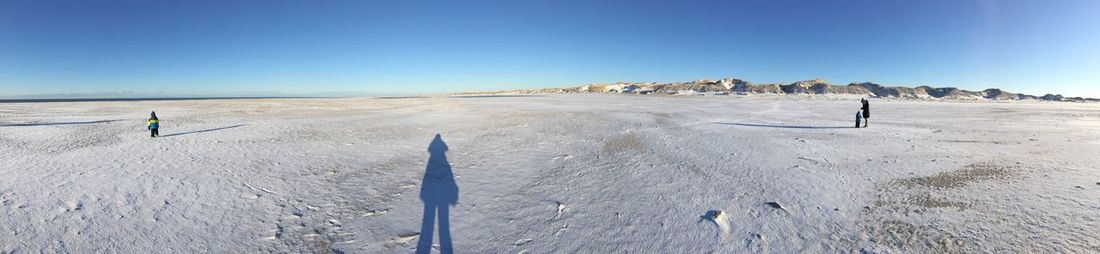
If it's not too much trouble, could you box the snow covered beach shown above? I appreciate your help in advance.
[1,94,1098,253]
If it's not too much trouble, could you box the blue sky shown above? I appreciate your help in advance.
[2,0,1098,97]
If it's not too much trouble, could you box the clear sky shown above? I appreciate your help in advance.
[2,0,1099,97]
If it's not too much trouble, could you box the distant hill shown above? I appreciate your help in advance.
[505,78,1097,102]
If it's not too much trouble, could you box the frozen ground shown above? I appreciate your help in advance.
[1,94,1099,253]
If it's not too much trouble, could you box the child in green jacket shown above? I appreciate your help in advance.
[148,111,160,137]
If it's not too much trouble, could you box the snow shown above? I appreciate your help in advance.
[1,94,1099,253]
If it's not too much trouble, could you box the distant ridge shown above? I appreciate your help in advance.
[505,78,1097,102]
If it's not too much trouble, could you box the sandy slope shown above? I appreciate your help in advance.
[1,94,1098,253]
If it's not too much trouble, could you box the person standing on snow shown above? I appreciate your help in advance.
[860,98,870,128]
[148,111,160,137]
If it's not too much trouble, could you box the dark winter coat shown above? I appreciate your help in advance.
[861,100,870,118]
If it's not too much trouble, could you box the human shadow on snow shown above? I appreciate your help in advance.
[714,122,852,130]
[160,124,245,137]
[416,134,458,254]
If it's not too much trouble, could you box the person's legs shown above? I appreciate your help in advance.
[150,129,156,137]
[153,128,159,137]
[863,117,868,128]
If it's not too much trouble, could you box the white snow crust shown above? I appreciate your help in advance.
[1,94,1098,253]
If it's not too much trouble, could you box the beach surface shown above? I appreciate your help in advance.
[2,94,1098,253]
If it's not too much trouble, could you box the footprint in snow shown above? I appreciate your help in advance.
[514,238,533,246]
[362,209,389,217]
[764,202,790,215]
[744,232,764,248]
[383,231,420,248]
